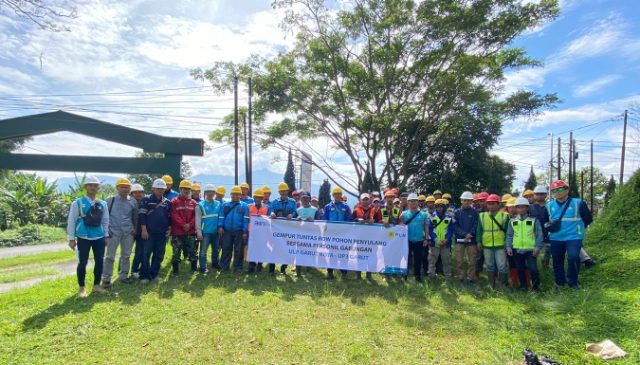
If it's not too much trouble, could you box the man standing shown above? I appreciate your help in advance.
[322,187,352,280]
[170,180,198,275]
[162,175,178,200]
[247,188,268,273]
[240,182,254,204]
[507,197,544,292]
[476,194,509,288]
[196,184,221,274]
[130,183,146,279]
[267,182,298,275]
[102,178,138,287]
[428,199,453,279]
[215,186,226,203]
[399,193,430,283]
[381,190,401,227]
[138,179,171,284]
[218,186,250,273]
[351,193,382,279]
[529,185,550,268]
[67,176,109,298]
[453,191,480,285]
[546,180,593,288]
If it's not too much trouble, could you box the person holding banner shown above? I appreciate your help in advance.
[247,188,268,273]
[294,191,317,277]
[218,186,250,273]
[268,182,298,275]
[322,186,352,280]
[399,193,431,282]
[351,193,383,280]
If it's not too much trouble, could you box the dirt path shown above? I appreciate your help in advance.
[0,243,68,259]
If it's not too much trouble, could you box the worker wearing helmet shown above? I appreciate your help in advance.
[196,184,222,274]
[161,175,178,200]
[546,180,593,288]
[129,183,146,279]
[169,180,198,275]
[191,183,202,203]
[247,188,269,274]
[506,197,543,291]
[218,186,250,272]
[399,193,431,282]
[138,179,172,284]
[381,189,401,227]
[425,195,436,216]
[453,191,480,285]
[428,199,453,279]
[240,182,254,204]
[102,178,139,288]
[215,186,226,204]
[522,189,535,205]
[266,182,298,275]
[476,194,509,289]
[322,186,352,280]
[530,185,551,269]
[262,185,272,206]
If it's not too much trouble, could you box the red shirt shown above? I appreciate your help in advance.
[170,195,197,235]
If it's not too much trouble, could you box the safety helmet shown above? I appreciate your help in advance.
[407,193,419,201]
[204,184,216,192]
[506,197,517,207]
[478,192,489,201]
[253,188,264,198]
[435,198,448,206]
[278,182,289,192]
[460,191,473,200]
[417,194,426,201]
[152,179,167,189]
[262,185,272,193]
[426,195,436,203]
[179,180,191,189]
[332,187,343,195]
[231,185,242,195]
[550,180,568,190]
[501,193,512,203]
[240,182,250,189]
[433,189,443,195]
[161,175,173,184]
[486,194,501,203]
[534,185,548,194]
[115,178,131,187]
[442,193,452,199]
[515,197,530,206]
[191,183,201,191]
[84,176,100,185]
[130,183,144,192]
[216,186,226,195]
[523,189,534,197]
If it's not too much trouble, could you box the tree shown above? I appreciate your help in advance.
[284,148,296,196]
[525,166,537,190]
[127,151,192,192]
[318,179,331,209]
[192,0,558,195]
[604,175,616,207]
[576,166,608,210]
[1,0,77,31]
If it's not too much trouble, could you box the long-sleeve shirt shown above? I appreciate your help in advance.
[400,209,430,242]
[453,207,479,244]
[322,201,352,222]
[170,195,197,236]
[267,198,298,218]
[218,200,250,232]
[528,202,550,240]
[106,195,138,235]
[506,215,544,253]
[67,196,109,240]
[138,194,172,235]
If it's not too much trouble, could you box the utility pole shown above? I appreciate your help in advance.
[557,137,561,180]
[590,139,594,212]
[248,77,253,190]
[620,109,628,185]
[549,133,554,191]
[568,132,573,188]
[580,170,585,200]
[234,77,239,185]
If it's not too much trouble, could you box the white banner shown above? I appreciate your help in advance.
[247,216,409,274]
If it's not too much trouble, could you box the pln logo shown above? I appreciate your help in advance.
[387,231,396,238]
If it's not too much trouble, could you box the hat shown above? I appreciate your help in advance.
[515,197,530,206]
[523,189,534,197]
[179,180,191,189]
[360,193,370,200]
[460,191,473,200]
[534,185,548,194]
[435,198,448,206]
[418,194,426,201]
[231,186,242,194]
[393,198,400,204]
[262,185,272,193]
[310,196,319,202]
[506,197,517,207]
[240,182,250,189]
[130,184,144,192]
[426,195,436,203]
[372,197,380,203]
[84,176,100,185]
[300,191,311,198]
[501,194,512,203]
[442,193,452,199]
[278,182,289,192]
[384,190,396,198]
[116,178,131,187]
[152,179,167,189]
[407,193,418,201]
[433,189,443,195]
[216,186,226,195]
[191,183,201,191]
[253,188,264,198]
[204,184,216,192]
[161,175,173,184]
[399,192,409,199]
[332,187,343,195]
[292,190,300,196]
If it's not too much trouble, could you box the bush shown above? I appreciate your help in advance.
[0,224,67,248]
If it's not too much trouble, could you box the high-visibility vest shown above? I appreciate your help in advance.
[432,215,451,241]
[199,199,220,234]
[479,211,508,248]
[380,206,400,223]
[248,204,268,232]
[511,218,536,250]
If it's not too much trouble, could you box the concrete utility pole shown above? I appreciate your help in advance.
[590,139,594,212]
[620,110,628,185]
[557,137,561,180]
[549,133,554,191]
[234,77,239,185]
[248,77,253,190]
[568,132,573,188]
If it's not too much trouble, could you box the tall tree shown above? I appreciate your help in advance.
[318,179,331,209]
[192,0,558,194]
[1,0,77,31]
[284,148,296,197]
[604,175,616,206]
[525,166,537,190]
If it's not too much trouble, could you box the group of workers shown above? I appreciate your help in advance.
[67,174,594,298]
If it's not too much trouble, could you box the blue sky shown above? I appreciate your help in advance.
[0,0,639,192]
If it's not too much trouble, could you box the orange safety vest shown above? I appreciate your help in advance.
[248,204,268,232]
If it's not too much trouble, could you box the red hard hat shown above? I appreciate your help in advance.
[472,193,479,201]
[478,192,489,200]
[486,194,501,203]
[550,180,568,190]
[292,190,299,196]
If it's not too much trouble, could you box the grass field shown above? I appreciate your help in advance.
[0,232,637,364]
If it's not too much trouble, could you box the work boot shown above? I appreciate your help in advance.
[190,261,197,273]
[499,273,509,288]
[488,273,496,289]
[326,272,334,281]
[584,259,597,269]
[366,272,373,280]
[172,262,179,275]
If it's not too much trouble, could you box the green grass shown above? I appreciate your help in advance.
[0,250,75,271]
[0,268,60,284]
[0,224,67,247]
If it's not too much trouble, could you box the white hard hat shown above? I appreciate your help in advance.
[407,193,419,201]
[130,184,144,192]
[204,184,216,192]
[360,193,370,199]
[84,176,100,185]
[152,178,167,189]
[460,191,473,200]
[515,197,530,206]
[533,185,548,194]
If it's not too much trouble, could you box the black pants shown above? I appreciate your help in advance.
[221,230,244,271]
[408,241,424,279]
[77,237,105,287]
[514,251,540,290]
[131,235,143,274]
[269,263,287,273]
[327,268,348,277]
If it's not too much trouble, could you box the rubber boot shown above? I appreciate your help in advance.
[499,273,509,288]
[525,270,532,289]
[172,262,179,275]
[509,268,519,288]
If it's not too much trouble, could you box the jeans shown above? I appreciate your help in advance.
[514,251,540,290]
[199,233,219,271]
[551,239,582,287]
[483,247,508,274]
[408,241,425,279]
[102,232,135,282]
[141,233,167,280]
[77,238,105,287]
[221,230,245,271]
[455,244,478,281]
[131,235,144,274]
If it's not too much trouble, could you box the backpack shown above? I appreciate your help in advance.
[79,199,104,227]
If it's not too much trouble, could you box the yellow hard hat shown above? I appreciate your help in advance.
[253,188,264,198]
[435,198,448,205]
[433,189,443,195]
[278,182,289,192]
[426,195,436,203]
[231,185,242,195]
[115,178,131,187]
[179,180,191,189]
[191,183,201,191]
[442,193,452,199]
[332,187,343,195]
[262,185,271,193]
[240,182,250,189]
[506,197,517,207]
[161,175,173,184]
[216,186,226,195]
[523,189,534,197]
[418,194,427,201]
[501,193,513,203]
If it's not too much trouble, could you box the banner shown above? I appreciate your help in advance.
[247,216,409,274]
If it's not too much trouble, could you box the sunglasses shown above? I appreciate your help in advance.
[551,187,566,193]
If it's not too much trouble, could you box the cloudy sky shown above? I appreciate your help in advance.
[0,0,639,191]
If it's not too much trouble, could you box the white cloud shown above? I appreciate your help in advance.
[573,74,620,97]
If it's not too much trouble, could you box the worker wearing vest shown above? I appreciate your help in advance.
[218,186,250,272]
[506,197,543,291]
[196,184,221,274]
[546,180,593,288]
[267,182,298,275]
[247,189,268,273]
[476,194,509,288]
[351,193,383,280]
[428,199,453,279]
[323,186,352,280]
[170,180,198,275]
[381,190,401,227]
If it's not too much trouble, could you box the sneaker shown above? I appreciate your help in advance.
[132,272,140,279]
[92,285,106,293]
[78,287,88,298]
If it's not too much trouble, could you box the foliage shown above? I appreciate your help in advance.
[0,173,66,227]
[0,0,77,32]
[604,175,616,207]
[525,166,537,190]
[193,0,559,195]
[127,152,192,191]
[284,148,296,196]
[318,179,331,208]
[589,169,640,239]
[0,224,66,247]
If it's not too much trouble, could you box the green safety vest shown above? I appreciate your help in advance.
[432,216,451,241]
[479,211,508,248]
[381,206,400,223]
[511,218,536,250]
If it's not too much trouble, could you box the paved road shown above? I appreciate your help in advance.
[0,260,83,294]
[0,242,69,259]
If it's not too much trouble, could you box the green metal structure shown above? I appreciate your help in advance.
[0,111,204,181]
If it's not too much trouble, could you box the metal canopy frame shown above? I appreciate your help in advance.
[0,110,204,179]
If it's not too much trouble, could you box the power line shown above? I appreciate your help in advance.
[0,86,213,98]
